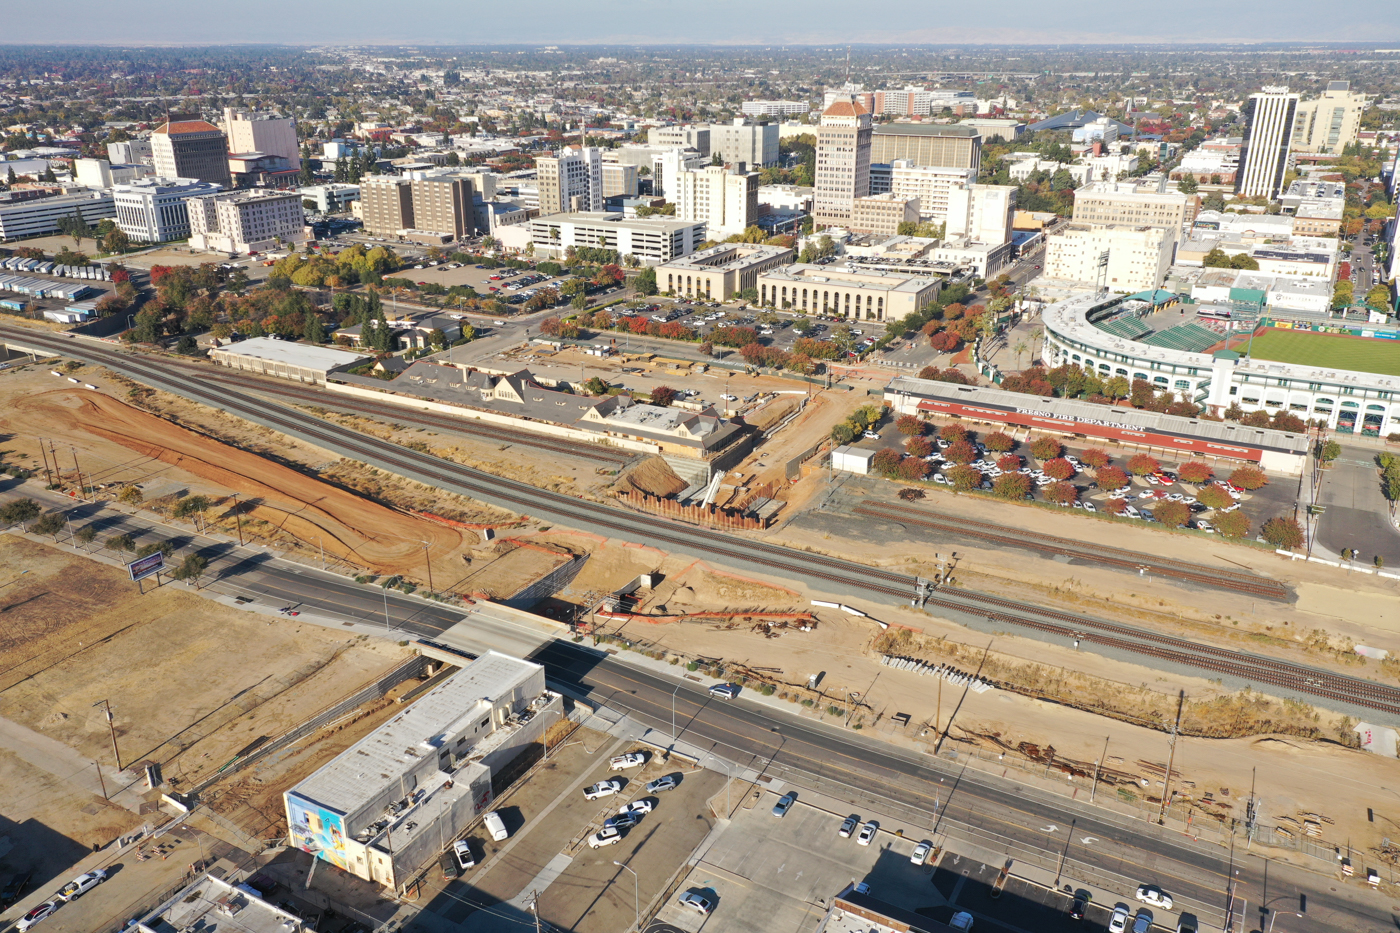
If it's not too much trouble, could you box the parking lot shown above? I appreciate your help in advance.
[418,733,724,933]
[857,417,1294,535]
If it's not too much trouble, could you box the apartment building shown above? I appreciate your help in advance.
[740,100,809,118]
[757,263,941,321]
[222,107,300,169]
[869,124,981,173]
[850,193,920,237]
[0,189,115,241]
[1045,223,1174,293]
[529,212,704,265]
[657,243,794,301]
[648,125,710,158]
[359,175,415,236]
[709,118,780,167]
[1292,81,1367,154]
[813,99,873,229]
[945,184,1016,246]
[881,162,977,224]
[112,177,223,242]
[875,87,975,116]
[151,118,233,189]
[535,147,603,213]
[409,174,478,241]
[1071,183,1193,245]
[674,164,759,239]
[1237,87,1299,199]
[601,162,638,198]
[187,188,306,254]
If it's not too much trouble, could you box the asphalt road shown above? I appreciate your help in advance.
[6,489,1392,933]
[1314,444,1400,566]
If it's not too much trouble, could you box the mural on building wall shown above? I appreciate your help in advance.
[286,794,351,870]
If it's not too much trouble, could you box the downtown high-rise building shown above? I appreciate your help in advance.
[534,147,603,214]
[151,118,233,189]
[1236,87,1299,200]
[813,98,872,229]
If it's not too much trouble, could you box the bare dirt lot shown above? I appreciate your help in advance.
[0,535,412,803]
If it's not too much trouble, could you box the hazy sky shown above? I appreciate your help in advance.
[4,0,1400,45]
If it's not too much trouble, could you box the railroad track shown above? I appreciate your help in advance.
[929,586,1400,718]
[853,500,1290,601]
[156,358,638,468]
[9,327,1397,720]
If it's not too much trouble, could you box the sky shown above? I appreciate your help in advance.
[3,0,1400,45]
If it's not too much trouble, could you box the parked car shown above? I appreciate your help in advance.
[619,799,654,816]
[58,870,106,901]
[452,839,475,871]
[910,840,932,865]
[440,851,460,881]
[1136,885,1173,909]
[1132,908,1153,933]
[1,870,32,907]
[1108,904,1131,933]
[857,820,878,846]
[1176,913,1199,933]
[587,827,622,848]
[604,812,639,831]
[609,752,646,770]
[583,780,623,800]
[772,792,797,817]
[16,902,58,932]
[708,683,739,700]
[1069,889,1091,920]
[679,891,714,915]
[646,775,680,793]
[839,815,860,837]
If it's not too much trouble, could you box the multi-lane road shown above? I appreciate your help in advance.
[10,489,1390,933]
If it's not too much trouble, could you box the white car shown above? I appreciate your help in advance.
[857,820,878,846]
[910,840,932,864]
[1083,502,1097,513]
[1109,904,1131,933]
[16,902,59,932]
[587,827,623,848]
[619,799,654,817]
[583,780,623,800]
[609,752,646,770]
[679,891,714,914]
[862,430,880,440]
[58,870,106,901]
[1136,884,1174,910]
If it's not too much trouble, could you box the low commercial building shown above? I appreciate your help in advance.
[209,336,370,384]
[187,188,308,254]
[757,263,941,321]
[0,189,114,241]
[228,152,299,189]
[112,177,223,243]
[1290,198,1344,237]
[1071,182,1194,243]
[657,243,794,301]
[849,193,920,237]
[529,212,704,265]
[884,374,1308,473]
[73,158,153,188]
[1045,223,1174,293]
[285,651,558,889]
[132,875,307,933]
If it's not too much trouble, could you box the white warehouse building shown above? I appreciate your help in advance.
[1043,292,1400,437]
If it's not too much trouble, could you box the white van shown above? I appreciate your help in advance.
[483,811,508,842]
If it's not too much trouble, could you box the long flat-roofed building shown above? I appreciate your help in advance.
[658,243,793,301]
[133,875,308,933]
[870,123,981,172]
[757,262,940,321]
[284,651,557,889]
[209,335,370,384]
[529,212,704,264]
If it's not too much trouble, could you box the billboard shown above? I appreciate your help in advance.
[126,552,165,582]
[285,793,352,871]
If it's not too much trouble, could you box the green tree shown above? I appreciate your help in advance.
[1261,516,1304,549]
[1365,284,1393,312]
[74,525,97,548]
[633,266,658,297]
[172,495,209,519]
[31,511,65,538]
[304,310,326,344]
[56,206,92,248]
[105,533,136,553]
[118,485,144,509]
[172,553,209,587]
[1177,174,1199,194]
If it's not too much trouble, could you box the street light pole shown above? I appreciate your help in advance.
[422,542,435,594]
[671,682,681,745]
[1091,736,1109,803]
[383,584,391,631]
[613,861,639,933]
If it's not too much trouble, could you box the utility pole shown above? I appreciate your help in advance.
[231,493,244,545]
[1157,690,1184,824]
[93,699,123,772]
[70,447,85,499]
[422,542,435,593]
[526,889,543,933]
[37,437,53,485]
[1091,736,1109,803]
[94,760,108,801]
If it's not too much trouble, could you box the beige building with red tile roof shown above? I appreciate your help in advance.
[152,118,232,189]
[813,99,872,229]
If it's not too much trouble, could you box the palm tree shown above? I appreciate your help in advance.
[1012,341,1028,369]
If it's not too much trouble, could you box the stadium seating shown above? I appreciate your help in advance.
[1139,323,1221,353]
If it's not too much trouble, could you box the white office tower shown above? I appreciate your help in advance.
[1236,87,1299,200]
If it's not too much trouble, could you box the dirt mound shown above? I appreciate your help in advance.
[620,456,687,498]
[17,389,469,578]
